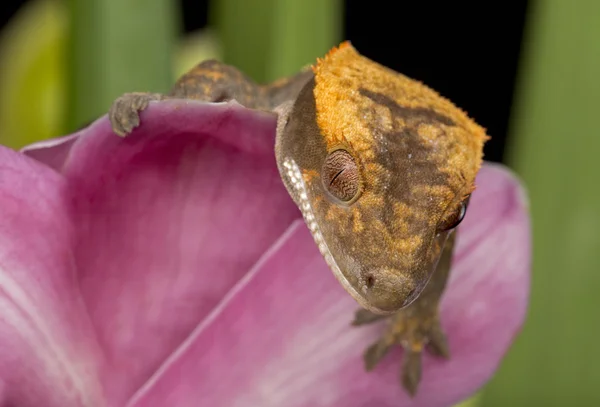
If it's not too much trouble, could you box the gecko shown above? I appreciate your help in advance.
[108,41,488,396]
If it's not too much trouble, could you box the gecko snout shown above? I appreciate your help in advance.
[358,269,423,314]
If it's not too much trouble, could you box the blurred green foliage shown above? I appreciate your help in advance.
[483,1,600,405]
[211,0,341,83]
[0,0,66,148]
[66,0,177,132]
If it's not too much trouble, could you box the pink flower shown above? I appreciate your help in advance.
[0,100,530,407]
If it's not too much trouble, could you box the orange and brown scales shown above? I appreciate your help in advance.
[308,41,487,259]
[275,41,488,313]
[311,41,487,202]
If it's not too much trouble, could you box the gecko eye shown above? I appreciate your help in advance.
[439,195,471,231]
[322,149,360,202]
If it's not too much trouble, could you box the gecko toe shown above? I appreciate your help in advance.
[352,308,387,326]
[354,303,449,396]
[108,92,164,137]
[364,338,393,371]
[426,321,450,358]
[401,349,422,398]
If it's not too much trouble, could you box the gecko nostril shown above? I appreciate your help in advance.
[366,275,375,289]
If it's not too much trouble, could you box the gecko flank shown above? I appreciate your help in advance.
[108,41,488,396]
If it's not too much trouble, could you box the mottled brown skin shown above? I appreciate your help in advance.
[108,41,488,397]
[109,60,312,136]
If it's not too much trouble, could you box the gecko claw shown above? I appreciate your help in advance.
[109,92,165,137]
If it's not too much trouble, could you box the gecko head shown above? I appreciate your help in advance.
[275,43,487,314]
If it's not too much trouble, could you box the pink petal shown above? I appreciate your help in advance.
[127,163,531,407]
[21,133,80,172]
[0,146,107,406]
[26,101,300,403]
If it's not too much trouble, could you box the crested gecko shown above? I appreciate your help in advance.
[108,41,488,396]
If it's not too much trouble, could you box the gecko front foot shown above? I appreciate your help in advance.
[108,92,166,137]
[353,304,449,397]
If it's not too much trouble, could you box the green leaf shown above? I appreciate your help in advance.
[482,1,600,405]
[211,0,341,83]
[0,0,67,147]
[66,0,177,131]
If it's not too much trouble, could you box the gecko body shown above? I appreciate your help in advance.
[109,41,488,396]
